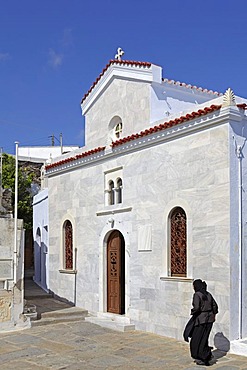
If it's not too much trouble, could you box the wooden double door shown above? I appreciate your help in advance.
[107,231,125,314]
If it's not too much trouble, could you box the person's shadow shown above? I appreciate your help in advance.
[209,332,230,365]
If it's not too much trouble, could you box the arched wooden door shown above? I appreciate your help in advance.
[107,231,125,314]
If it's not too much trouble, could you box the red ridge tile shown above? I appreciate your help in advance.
[111,104,221,148]
[45,146,106,171]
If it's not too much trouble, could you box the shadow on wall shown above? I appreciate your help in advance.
[214,332,230,352]
[209,332,230,365]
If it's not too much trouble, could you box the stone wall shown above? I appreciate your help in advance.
[0,218,29,331]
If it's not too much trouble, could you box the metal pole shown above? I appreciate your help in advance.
[14,141,19,284]
[74,247,77,306]
[237,145,243,339]
[60,133,63,154]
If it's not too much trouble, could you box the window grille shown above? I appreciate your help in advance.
[64,220,73,270]
[170,207,187,277]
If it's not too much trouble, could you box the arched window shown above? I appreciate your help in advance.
[116,178,122,204]
[170,207,187,277]
[108,116,123,142]
[104,168,123,207]
[115,122,122,138]
[108,180,114,205]
[63,220,73,270]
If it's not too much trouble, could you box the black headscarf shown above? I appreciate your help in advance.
[193,279,208,300]
[193,279,203,292]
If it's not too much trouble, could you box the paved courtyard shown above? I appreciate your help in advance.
[0,320,247,369]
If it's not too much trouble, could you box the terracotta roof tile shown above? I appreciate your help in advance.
[45,146,105,170]
[111,104,221,148]
[46,103,247,172]
[237,103,247,110]
[163,78,222,96]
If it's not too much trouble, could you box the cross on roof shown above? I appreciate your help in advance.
[115,47,124,61]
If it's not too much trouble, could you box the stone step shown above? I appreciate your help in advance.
[24,282,52,300]
[85,316,135,332]
[31,315,87,327]
[30,307,88,327]
[25,292,53,300]
[96,312,132,324]
[28,307,88,326]
[41,307,88,319]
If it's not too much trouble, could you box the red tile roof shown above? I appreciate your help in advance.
[163,78,222,96]
[45,146,106,170]
[237,103,247,110]
[111,104,222,148]
[81,59,225,105]
[46,103,234,171]
[81,60,152,104]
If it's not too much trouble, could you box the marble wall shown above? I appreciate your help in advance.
[229,119,247,340]
[84,79,150,151]
[47,122,231,341]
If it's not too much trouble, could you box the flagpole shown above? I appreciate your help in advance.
[14,141,19,284]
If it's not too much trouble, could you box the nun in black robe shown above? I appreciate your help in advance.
[189,279,218,366]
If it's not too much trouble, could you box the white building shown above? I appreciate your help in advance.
[33,189,49,291]
[18,145,79,164]
[33,58,247,356]
[30,146,79,288]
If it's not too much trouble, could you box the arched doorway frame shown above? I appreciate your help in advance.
[98,221,130,316]
[34,224,49,291]
[107,230,125,314]
[34,227,41,283]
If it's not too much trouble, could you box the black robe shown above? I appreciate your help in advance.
[187,280,218,362]
[183,316,196,342]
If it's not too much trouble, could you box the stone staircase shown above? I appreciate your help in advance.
[31,306,88,327]
[86,312,135,332]
[24,270,88,327]
[24,271,134,331]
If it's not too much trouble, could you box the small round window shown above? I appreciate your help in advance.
[108,116,123,143]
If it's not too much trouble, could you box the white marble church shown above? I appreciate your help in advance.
[33,51,247,355]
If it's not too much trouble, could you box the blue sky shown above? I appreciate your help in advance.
[0,0,246,154]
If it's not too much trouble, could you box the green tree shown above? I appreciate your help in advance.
[2,153,34,230]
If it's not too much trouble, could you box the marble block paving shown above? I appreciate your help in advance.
[0,321,246,369]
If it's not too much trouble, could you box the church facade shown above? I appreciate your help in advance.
[34,58,247,354]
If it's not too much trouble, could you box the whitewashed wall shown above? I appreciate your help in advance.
[33,188,49,291]
[229,116,247,340]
